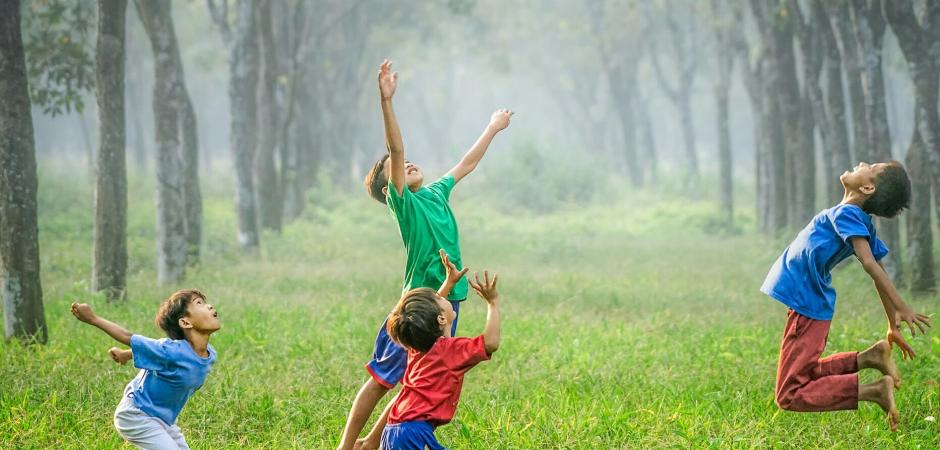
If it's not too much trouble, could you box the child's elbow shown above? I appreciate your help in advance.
[485,340,500,354]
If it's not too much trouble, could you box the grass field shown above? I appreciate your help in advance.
[1,167,939,449]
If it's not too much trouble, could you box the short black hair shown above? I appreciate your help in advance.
[386,288,443,353]
[364,154,390,204]
[155,289,205,340]
[863,161,911,218]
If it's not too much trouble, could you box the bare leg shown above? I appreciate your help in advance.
[857,340,900,389]
[858,375,899,432]
[355,392,397,450]
[337,378,391,450]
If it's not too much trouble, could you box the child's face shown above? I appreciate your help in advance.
[840,162,889,195]
[181,297,221,335]
[435,295,455,336]
[383,158,424,190]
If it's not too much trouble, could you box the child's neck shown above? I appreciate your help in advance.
[840,188,868,208]
[184,331,211,357]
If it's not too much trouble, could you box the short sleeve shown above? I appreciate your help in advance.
[832,205,872,243]
[443,335,491,372]
[871,236,889,261]
[426,175,455,202]
[386,179,413,226]
[130,335,170,371]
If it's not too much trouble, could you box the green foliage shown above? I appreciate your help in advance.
[22,0,96,116]
[3,167,939,448]
[473,138,606,214]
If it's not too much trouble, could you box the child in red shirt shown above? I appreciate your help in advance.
[379,252,501,450]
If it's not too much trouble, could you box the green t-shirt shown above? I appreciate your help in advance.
[386,174,467,301]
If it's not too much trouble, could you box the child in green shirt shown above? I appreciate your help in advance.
[336,59,512,450]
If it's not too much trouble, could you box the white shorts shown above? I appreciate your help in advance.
[113,388,190,450]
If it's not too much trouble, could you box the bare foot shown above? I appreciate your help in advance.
[859,340,900,389]
[861,375,900,432]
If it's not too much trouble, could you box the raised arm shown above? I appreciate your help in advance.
[70,303,133,346]
[379,59,405,195]
[851,238,930,358]
[447,109,513,184]
[469,271,501,354]
[437,249,468,299]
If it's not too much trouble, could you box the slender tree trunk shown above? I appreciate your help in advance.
[883,0,939,291]
[850,0,902,283]
[254,0,281,232]
[904,130,935,292]
[822,8,851,203]
[180,94,201,263]
[608,63,642,187]
[826,1,868,161]
[229,0,261,250]
[0,0,47,343]
[635,94,657,184]
[136,0,188,284]
[93,0,128,300]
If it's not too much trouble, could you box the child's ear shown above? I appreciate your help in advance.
[381,186,389,197]
[178,316,193,331]
[860,182,876,196]
[437,314,447,328]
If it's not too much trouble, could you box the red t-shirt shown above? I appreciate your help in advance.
[388,335,491,426]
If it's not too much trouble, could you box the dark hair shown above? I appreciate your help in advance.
[386,288,444,353]
[155,289,205,340]
[863,161,911,218]
[364,154,390,204]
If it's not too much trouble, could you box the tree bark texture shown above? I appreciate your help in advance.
[254,0,282,232]
[136,0,194,283]
[0,0,47,343]
[93,0,128,300]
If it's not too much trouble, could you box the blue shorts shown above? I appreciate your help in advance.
[366,300,461,388]
[380,421,445,450]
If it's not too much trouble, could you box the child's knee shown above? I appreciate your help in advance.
[775,391,796,411]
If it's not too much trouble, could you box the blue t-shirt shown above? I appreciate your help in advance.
[126,335,216,425]
[760,204,889,320]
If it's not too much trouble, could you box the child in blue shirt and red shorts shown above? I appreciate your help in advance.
[378,254,501,449]
[761,161,930,431]
[71,289,220,449]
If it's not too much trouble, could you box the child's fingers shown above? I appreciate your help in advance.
[457,267,469,278]
[484,271,489,286]
[491,273,498,288]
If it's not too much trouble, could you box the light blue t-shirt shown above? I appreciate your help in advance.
[761,204,889,321]
[126,334,216,425]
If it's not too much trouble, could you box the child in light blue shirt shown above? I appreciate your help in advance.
[71,289,220,449]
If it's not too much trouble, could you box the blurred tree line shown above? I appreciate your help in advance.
[3,0,940,343]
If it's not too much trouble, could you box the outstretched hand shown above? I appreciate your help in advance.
[488,108,513,132]
[895,307,931,337]
[70,302,97,324]
[440,249,469,286]
[887,327,915,360]
[469,271,500,304]
[378,59,398,100]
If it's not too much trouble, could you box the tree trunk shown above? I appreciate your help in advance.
[635,94,657,184]
[821,6,851,203]
[904,130,935,292]
[230,0,261,251]
[826,1,869,161]
[93,0,128,300]
[850,0,902,283]
[180,93,201,264]
[0,0,47,343]
[883,0,939,292]
[254,0,281,232]
[609,63,642,187]
[136,0,188,284]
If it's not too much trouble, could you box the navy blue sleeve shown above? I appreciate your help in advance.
[130,335,170,371]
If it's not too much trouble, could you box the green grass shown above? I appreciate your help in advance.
[1,167,939,449]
